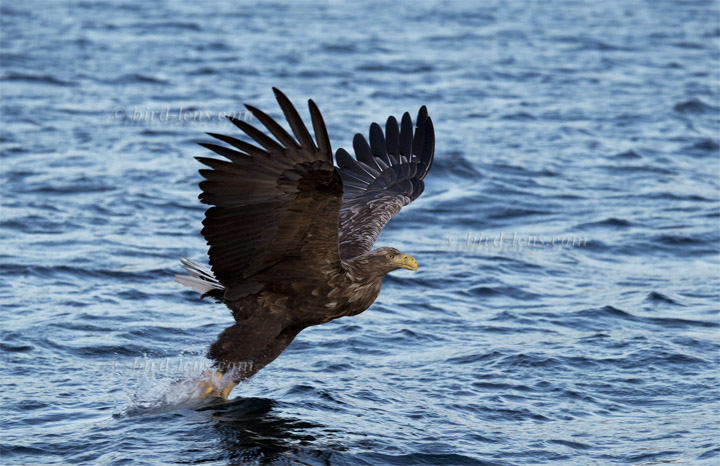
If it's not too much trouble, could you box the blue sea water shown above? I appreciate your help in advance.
[1,0,719,464]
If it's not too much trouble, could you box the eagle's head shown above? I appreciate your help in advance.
[371,247,418,274]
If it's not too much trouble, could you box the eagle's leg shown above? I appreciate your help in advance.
[199,325,303,400]
[198,371,237,400]
[208,324,304,376]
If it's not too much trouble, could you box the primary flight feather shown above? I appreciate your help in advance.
[175,88,435,399]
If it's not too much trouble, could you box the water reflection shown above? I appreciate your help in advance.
[198,397,330,464]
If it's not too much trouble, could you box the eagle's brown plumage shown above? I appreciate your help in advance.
[175,88,434,383]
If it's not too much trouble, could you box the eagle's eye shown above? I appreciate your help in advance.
[387,254,395,260]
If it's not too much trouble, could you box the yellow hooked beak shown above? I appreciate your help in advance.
[391,254,418,272]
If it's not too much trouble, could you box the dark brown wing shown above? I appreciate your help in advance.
[197,88,343,301]
[335,107,434,259]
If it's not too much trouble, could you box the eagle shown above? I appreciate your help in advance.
[175,88,434,400]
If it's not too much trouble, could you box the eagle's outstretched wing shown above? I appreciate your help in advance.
[175,92,436,383]
[194,88,343,301]
[335,107,434,259]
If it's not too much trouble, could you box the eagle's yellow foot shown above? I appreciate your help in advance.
[198,371,237,401]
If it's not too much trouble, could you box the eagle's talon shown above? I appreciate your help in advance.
[220,381,237,400]
[198,371,235,401]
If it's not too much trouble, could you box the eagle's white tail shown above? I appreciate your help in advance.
[174,257,224,294]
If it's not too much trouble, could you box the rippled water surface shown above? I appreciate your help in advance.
[2,1,719,464]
